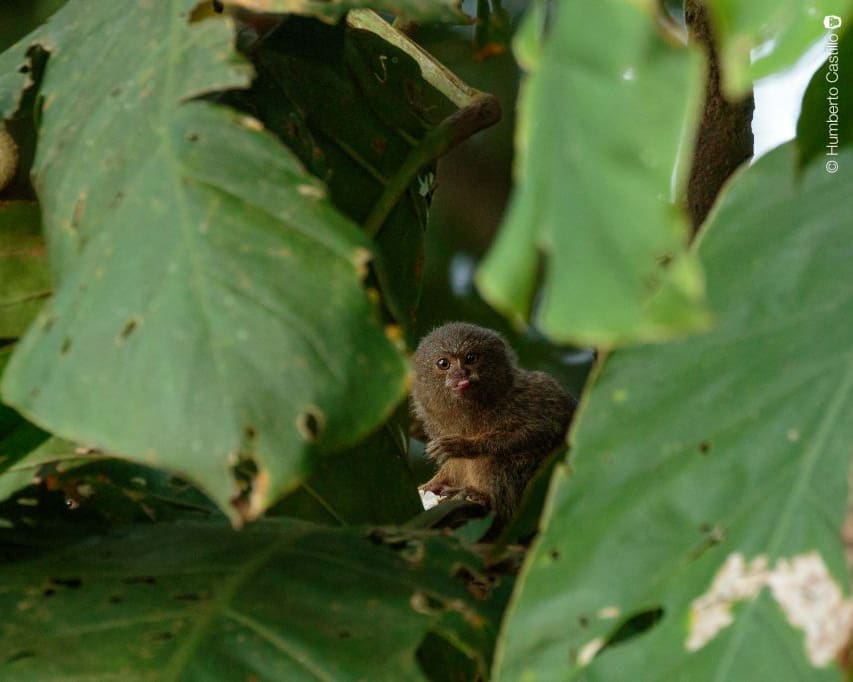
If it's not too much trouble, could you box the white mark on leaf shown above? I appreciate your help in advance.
[767,552,853,666]
[687,553,768,651]
[687,552,853,667]
[240,115,263,132]
[577,637,604,667]
[297,183,324,199]
[597,606,621,620]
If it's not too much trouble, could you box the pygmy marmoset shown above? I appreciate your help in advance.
[412,322,576,521]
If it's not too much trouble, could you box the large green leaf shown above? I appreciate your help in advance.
[0,0,408,522]
[0,201,50,338]
[707,0,853,96]
[476,0,709,348]
[494,146,853,680]
[0,519,499,679]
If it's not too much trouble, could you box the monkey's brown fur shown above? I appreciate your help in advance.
[412,322,575,522]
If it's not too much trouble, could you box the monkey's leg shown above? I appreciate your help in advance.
[489,454,541,522]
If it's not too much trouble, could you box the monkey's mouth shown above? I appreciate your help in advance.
[450,378,472,395]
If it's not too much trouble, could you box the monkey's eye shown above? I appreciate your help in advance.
[436,358,450,370]
[464,352,478,364]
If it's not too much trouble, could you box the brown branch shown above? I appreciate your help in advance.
[684,0,754,233]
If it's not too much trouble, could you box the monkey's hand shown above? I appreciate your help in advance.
[426,436,479,465]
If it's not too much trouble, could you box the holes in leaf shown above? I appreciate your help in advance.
[153,631,175,641]
[453,563,495,600]
[7,650,36,664]
[689,523,727,561]
[60,338,72,355]
[51,577,82,589]
[118,317,141,344]
[399,539,425,565]
[338,630,351,640]
[17,64,29,74]
[410,591,445,615]
[123,575,156,586]
[108,595,123,604]
[699,440,711,455]
[229,452,259,522]
[296,406,325,443]
[604,607,665,649]
[173,592,203,602]
[550,549,561,561]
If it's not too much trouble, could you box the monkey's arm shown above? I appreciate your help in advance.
[426,427,565,465]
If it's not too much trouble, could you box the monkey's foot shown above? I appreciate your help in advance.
[419,477,454,496]
[449,487,491,508]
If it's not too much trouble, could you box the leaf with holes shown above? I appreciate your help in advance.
[0,0,409,523]
[493,146,853,681]
[476,0,709,348]
[0,519,500,679]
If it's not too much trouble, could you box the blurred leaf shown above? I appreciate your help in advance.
[0,519,499,680]
[477,0,709,348]
[0,201,50,337]
[0,0,408,523]
[224,0,468,24]
[494,146,853,680]
[707,0,852,96]
[797,27,852,167]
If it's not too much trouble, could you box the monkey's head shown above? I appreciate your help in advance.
[413,322,517,407]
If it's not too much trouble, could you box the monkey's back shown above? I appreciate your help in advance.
[486,369,574,517]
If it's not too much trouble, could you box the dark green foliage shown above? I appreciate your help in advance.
[0,0,851,679]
